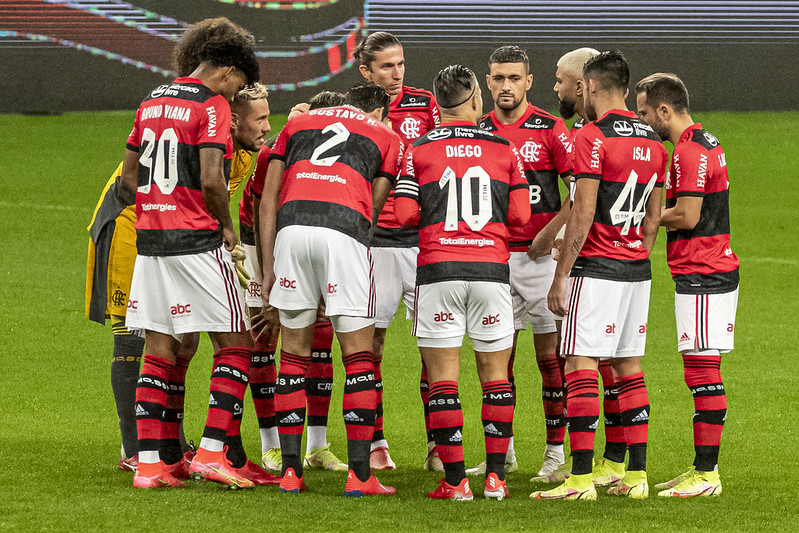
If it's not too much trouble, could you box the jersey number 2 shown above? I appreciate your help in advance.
[309,122,349,167]
[439,165,492,231]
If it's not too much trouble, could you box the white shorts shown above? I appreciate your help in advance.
[269,226,375,319]
[412,281,515,343]
[561,277,651,358]
[241,243,262,309]
[675,289,738,353]
[126,246,249,337]
[372,246,418,329]
[509,251,560,333]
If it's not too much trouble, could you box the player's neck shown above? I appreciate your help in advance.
[494,100,529,125]
[594,94,627,120]
[669,115,696,145]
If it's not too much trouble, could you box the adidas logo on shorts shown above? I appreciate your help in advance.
[680,332,691,342]
[281,412,303,424]
[343,411,364,423]
[450,430,463,443]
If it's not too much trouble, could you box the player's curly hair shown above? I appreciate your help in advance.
[583,49,629,93]
[488,45,529,73]
[433,64,477,109]
[174,17,260,85]
[309,90,346,110]
[635,73,690,114]
[344,82,390,119]
[354,31,402,69]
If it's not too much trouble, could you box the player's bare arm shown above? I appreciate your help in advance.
[116,149,140,206]
[199,146,237,250]
[257,158,284,307]
[642,185,664,251]
[547,178,598,317]
[528,174,573,260]
[371,176,394,227]
[661,195,703,230]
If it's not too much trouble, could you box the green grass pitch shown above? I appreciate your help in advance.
[1,110,797,531]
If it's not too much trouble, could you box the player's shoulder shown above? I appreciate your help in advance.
[416,124,511,149]
[478,112,498,132]
[520,104,562,131]
[142,77,218,105]
[594,111,660,142]
[687,125,723,152]
[395,86,436,110]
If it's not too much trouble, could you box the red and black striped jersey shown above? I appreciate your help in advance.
[394,121,530,285]
[269,105,403,246]
[126,76,233,256]
[572,109,668,281]
[373,85,441,248]
[666,123,739,294]
[238,144,271,245]
[479,103,573,250]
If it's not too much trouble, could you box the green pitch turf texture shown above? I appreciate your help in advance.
[1,110,797,532]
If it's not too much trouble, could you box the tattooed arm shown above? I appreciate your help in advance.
[547,177,599,317]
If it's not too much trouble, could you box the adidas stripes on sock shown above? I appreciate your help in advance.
[275,351,310,476]
[616,372,650,472]
[135,354,173,465]
[565,369,600,476]
[199,347,251,453]
[342,351,376,482]
[481,380,514,481]
[684,353,726,471]
[429,380,466,486]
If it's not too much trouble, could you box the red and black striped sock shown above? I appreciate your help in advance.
[201,347,250,450]
[507,344,517,406]
[160,356,189,465]
[250,335,277,434]
[538,353,566,446]
[275,351,310,476]
[684,354,726,471]
[565,369,600,475]
[306,321,334,435]
[372,351,386,445]
[617,372,649,471]
[135,354,173,463]
[429,380,465,486]
[481,380,514,480]
[342,350,376,481]
[599,359,626,462]
[420,360,433,443]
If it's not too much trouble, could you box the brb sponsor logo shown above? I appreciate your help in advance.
[279,277,297,290]
[481,314,500,325]
[434,311,454,322]
[520,140,541,162]
[171,303,191,316]
[400,117,421,140]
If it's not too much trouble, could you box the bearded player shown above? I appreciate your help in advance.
[636,73,738,498]
[472,45,573,480]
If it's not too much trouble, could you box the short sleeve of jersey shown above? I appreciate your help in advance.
[573,126,602,180]
[377,130,403,185]
[549,118,574,176]
[672,143,705,196]
[251,145,272,197]
[394,143,419,202]
[126,107,143,152]
[196,95,231,150]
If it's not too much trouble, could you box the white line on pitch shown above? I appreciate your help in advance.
[0,201,84,212]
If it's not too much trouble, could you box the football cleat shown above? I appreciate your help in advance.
[654,466,695,490]
[279,467,307,494]
[183,442,197,463]
[593,458,626,487]
[530,473,597,500]
[261,447,282,472]
[133,462,186,489]
[423,446,444,472]
[484,472,509,501]
[189,450,255,490]
[607,470,649,499]
[163,456,192,480]
[236,459,281,485]
[427,478,474,501]
[535,448,565,478]
[465,452,518,476]
[303,444,347,471]
[370,446,397,470]
[119,455,139,472]
[531,462,570,483]
[344,470,396,497]
[658,470,721,498]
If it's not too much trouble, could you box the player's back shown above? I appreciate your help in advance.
[398,122,528,285]
[127,77,233,256]
[666,124,738,289]
[271,105,401,246]
[572,109,667,280]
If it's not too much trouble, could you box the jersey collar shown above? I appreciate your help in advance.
[678,122,703,144]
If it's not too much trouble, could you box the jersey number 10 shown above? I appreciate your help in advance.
[439,165,492,232]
